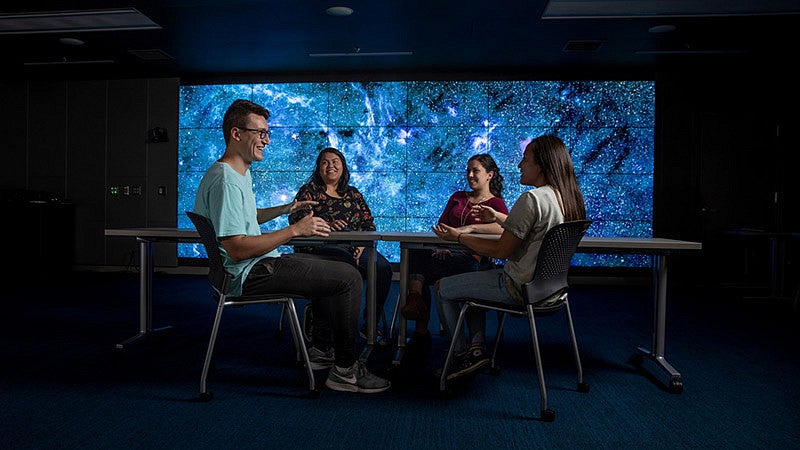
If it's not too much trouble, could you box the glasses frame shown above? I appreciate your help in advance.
[236,127,271,139]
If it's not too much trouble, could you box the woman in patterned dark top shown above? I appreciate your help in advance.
[289,147,393,345]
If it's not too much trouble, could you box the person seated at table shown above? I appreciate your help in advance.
[289,147,394,345]
[193,99,389,393]
[432,135,586,381]
[401,153,509,355]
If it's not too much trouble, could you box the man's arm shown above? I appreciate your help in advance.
[257,200,318,224]
[222,212,329,261]
[256,204,290,223]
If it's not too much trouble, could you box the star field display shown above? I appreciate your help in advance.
[178,80,654,266]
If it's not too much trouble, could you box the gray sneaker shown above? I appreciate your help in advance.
[307,346,335,370]
[325,360,391,393]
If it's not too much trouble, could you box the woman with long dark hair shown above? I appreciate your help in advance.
[432,135,586,380]
[289,147,394,344]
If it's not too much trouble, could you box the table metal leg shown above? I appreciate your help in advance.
[633,254,683,393]
[392,247,409,365]
[358,245,377,362]
[115,238,172,349]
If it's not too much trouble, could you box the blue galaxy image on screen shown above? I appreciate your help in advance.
[178,80,654,266]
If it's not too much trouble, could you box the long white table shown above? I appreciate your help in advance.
[380,232,701,394]
[104,228,383,361]
[106,227,701,392]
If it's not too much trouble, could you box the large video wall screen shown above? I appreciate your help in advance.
[178,80,654,266]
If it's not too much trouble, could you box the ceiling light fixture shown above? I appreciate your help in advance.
[649,24,677,33]
[0,8,161,34]
[326,6,354,17]
[59,37,85,46]
[309,51,412,57]
[563,40,604,52]
[24,57,114,66]
[542,0,800,18]
[635,49,748,55]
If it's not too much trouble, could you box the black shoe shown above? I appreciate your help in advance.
[439,345,489,381]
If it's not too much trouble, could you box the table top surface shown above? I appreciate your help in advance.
[106,228,701,251]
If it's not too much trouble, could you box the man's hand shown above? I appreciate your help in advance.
[293,210,331,237]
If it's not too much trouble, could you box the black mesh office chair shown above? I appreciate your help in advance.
[439,220,592,422]
[186,211,318,401]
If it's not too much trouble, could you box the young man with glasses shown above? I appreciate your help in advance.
[192,99,390,394]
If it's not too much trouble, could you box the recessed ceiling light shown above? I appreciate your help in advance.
[649,24,677,33]
[326,6,353,17]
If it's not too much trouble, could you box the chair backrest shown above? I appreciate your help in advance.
[186,211,232,296]
[523,220,592,304]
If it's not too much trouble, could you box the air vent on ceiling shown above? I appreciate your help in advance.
[129,49,174,61]
[563,40,604,52]
[0,8,161,34]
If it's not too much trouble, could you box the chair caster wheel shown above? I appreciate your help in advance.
[668,379,683,394]
[577,382,590,393]
[541,409,555,422]
[307,389,321,398]
[489,366,501,376]
[199,391,213,402]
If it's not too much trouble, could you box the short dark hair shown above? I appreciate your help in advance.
[221,99,270,145]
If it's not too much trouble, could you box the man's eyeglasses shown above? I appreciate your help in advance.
[237,127,271,139]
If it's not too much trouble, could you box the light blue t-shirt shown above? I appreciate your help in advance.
[193,161,280,296]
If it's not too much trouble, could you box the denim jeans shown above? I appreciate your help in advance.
[242,253,362,367]
[408,248,482,306]
[436,268,518,353]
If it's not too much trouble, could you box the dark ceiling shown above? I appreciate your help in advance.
[1,1,798,82]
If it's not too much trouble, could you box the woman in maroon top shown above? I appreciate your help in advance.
[402,153,509,356]
[289,147,394,345]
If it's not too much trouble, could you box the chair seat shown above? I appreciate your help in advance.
[466,290,568,316]
[226,293,296,304]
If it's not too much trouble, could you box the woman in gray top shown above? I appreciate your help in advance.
[432,135,586,381]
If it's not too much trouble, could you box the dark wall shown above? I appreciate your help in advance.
[0,73,796,294]
[0,78,179,268]
[655,69,798,290]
